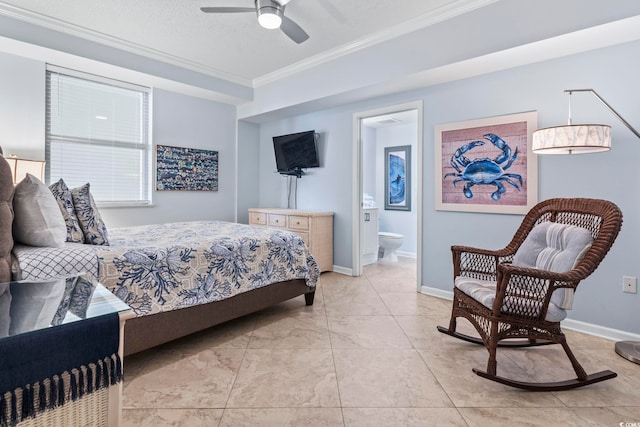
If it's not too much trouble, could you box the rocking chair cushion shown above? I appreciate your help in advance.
[512,222,593,309]
[454,277,567,322]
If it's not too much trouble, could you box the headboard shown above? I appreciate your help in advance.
[0,154,14,282]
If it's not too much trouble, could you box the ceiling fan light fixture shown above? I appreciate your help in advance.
[256,0,283,29]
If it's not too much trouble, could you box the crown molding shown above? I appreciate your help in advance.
[0,2,253,87]
[0,33,251,105]
[0,0,495,90]
[253,0,498,87]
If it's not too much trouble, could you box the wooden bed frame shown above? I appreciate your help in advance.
[123,279,315,356]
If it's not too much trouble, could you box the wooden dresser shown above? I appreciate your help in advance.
[248,208,333,272]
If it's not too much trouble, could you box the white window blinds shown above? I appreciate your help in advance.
[46,66,151,205]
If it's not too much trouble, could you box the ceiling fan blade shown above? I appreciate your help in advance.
[280,16,309,44]
[276,0,295,5]
[200,7,255,13]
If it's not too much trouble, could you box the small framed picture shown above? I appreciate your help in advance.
[156,145,219,191]
[384,145,411,211]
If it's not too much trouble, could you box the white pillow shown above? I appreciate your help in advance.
[13,173,67,247]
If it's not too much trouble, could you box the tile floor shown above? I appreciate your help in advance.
[122,257,640,426]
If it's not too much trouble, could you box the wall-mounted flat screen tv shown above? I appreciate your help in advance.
[272,130,319,176]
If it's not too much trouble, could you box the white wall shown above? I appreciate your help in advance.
[362,126,377,200]
[375,123,418,255]
[0,52,45,160]
[254,40,640,334]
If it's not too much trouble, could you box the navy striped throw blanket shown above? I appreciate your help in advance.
[0,313,122,426]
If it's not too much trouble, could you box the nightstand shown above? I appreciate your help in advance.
[0,275,133,427]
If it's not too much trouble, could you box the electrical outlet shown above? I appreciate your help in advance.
[623,276,637,294]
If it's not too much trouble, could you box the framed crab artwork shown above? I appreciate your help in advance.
[435,111,538,214]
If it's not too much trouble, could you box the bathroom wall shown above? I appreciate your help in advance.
[362,119,419,256]
[362,126,377,203]
[375,121,418,256]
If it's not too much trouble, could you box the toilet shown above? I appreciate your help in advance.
[378,232,404,262]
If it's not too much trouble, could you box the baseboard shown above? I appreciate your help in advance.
[420,285,640,343]
[561,319,640,342]
[421,285,453,300]
[331,265,353,276]
[397,251,417,259]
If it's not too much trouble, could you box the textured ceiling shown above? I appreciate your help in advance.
[0,0,483,82]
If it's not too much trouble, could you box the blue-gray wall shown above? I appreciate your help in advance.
[257,106,356,267]
[237,121,261,224]
[252,40,640,334]
[0,51,238,228]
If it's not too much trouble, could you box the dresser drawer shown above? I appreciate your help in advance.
[288,215,309,230]
[248,208,333,272]
[249,212,267,225]
[268,214,287,227]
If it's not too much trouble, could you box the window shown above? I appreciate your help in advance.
[46,65,151,205]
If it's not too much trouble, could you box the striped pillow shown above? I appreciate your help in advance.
[49,179,85,243]
[512,222,593,309]
[71,183,109,246]
[454,276,568,322]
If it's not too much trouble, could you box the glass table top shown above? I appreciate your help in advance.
[0,273,131,339]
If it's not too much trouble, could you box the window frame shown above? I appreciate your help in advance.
[45,64,152,207]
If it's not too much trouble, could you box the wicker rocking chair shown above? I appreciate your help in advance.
[437,198,623,391]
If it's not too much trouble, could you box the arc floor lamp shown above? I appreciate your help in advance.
[532,89,640,363]
[532,88,640,154]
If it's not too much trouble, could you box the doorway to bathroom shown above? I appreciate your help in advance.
[352,101,423,290]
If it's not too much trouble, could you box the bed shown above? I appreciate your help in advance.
[1,155,319,356]
[11,221,319,355]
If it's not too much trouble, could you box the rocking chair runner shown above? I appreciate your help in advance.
[437,198,623,391]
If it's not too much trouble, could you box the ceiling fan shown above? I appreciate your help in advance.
[201,0,310,44]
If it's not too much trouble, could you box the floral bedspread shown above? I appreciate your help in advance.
[93,221,319,316]
[14,221,319,317]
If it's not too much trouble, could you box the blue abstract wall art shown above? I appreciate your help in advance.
[389,154,405,203]
[156,145,218,191]
[384,145,411,211]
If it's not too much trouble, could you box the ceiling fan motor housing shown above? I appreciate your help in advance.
[255,0,284,29]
